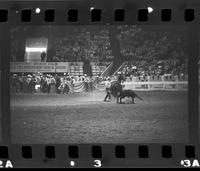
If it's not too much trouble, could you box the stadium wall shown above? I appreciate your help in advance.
[123,81,188,91]
[97,81,188,91]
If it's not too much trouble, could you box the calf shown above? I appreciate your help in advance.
[117,89,143,104]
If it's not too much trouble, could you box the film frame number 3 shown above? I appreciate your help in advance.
[69,160,102,167]
[94,160,102,168]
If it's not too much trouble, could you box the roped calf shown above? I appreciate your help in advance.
[117,89,143,104]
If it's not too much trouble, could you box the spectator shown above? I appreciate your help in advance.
[41,51,46,62]
[46,75,52,94]
[55,74,61,94]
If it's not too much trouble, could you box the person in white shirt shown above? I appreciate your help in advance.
[104,77,112,102]
[46,75,52,94]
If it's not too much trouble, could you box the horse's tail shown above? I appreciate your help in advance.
[135,93,143,101]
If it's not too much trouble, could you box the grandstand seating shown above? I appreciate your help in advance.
[10,25,189,80]
[118,59,188,82]
[69,62,110,77]
[70,62,83,76]
[90,62,110,76]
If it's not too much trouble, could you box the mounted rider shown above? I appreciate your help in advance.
[117,71,126,85]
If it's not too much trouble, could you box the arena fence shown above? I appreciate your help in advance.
[97,80,188,91]
[123,81,188,91]
[125,75,188,82]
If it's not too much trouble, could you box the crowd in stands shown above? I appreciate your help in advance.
[11,25,188,64]
[120,59,188,82]
[54,29,113,62]
[49,26,188,83]
[10,25,189,87]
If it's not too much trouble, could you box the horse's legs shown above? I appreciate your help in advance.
[117,96,119,103]
[132,97,135,104]
[104,94,108,101]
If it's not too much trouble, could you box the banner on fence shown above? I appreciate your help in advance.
[10,62,70,73]
[73,82,86,93]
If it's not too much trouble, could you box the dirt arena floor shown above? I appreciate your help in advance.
[11,91,189,144]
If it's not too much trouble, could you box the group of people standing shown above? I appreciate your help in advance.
[10,73,98,95]
[11,73,56,94]
[10,72,125,103]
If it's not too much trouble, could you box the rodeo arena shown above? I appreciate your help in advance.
[10,25,190,143]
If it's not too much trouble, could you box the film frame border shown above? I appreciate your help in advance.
[0,0,199,168]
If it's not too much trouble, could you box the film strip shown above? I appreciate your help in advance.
[0,0,200,168]
[0,6,198,23]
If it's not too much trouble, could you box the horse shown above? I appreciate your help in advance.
[110,81,143,104]
[110,80,123,98]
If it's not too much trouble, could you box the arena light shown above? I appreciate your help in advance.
[25,47,47,52]
[147,7,154,13]
[89,7,95,11]
[35,8,41,14]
